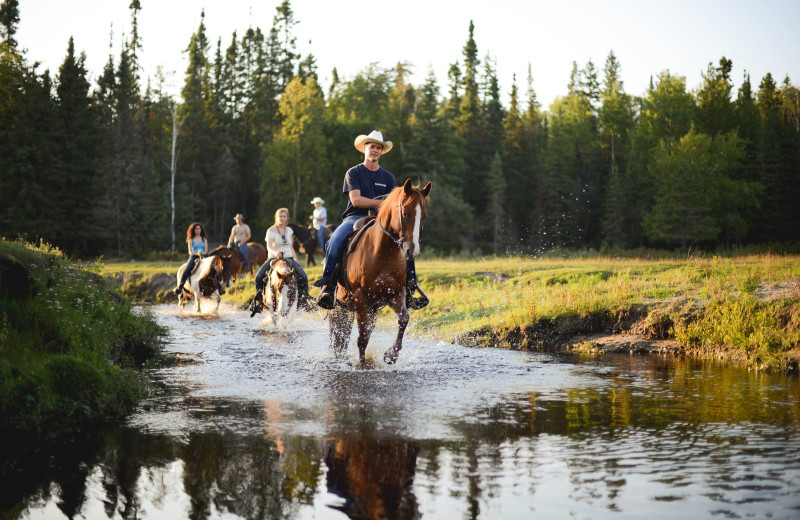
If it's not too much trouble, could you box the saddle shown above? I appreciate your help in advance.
[345,216,376,256]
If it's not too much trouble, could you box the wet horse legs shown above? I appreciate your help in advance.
[383,308,410,364]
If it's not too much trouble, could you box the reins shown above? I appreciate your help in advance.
[377,194,406,248]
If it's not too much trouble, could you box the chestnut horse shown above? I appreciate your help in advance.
[329,179,432,365]
[220,242,267,279]
[176,252,231,313]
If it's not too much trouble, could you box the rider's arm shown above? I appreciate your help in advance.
[243,226,251,244]
[202,238,208,254]
[349,190,382,209]
[187,241,193,256]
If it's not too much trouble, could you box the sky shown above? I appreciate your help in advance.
[14,0,800,110]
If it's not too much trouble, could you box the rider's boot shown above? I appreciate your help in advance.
[315,263,339,310]
[249,290,264,317]
[406,262,429,310]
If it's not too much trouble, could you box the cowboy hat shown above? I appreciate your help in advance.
[354,130,393,154]
[310,197,325,204]
[233,213,244,221]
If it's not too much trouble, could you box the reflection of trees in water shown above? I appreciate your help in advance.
[325,434,420,520]
[4,358,798,519]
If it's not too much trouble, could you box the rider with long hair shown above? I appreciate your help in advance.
[174,222,225,295]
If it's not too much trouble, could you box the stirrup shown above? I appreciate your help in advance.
[406,287,429,310]
[316,286,335,310]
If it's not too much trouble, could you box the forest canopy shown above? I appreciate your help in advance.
[1,0,798,256]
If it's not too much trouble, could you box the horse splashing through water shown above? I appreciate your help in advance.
[329,179,432,365]
[258,256,297,323]
[176,252,231,313]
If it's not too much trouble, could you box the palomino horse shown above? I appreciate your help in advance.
[257,255,297,322]
[329,179,432,365]
[176,252,231,313]
[289,223,337,267]
[223,242,267,279]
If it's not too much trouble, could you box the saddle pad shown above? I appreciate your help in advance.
[345,216,376,257]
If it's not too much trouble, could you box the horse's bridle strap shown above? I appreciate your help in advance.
[377,195,406,248]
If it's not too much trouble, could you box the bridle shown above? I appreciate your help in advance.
[376,193,407,249]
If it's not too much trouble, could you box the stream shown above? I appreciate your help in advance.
[6,303,800,519]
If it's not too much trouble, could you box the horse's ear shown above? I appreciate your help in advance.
[403,178,413,195]
[421,182,432,197]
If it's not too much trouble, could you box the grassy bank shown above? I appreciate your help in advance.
[0,240,167,444]
[100,253,800,372]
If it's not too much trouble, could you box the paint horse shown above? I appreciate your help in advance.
[254,254,297,323]
[176,252,231,313]
[329,179,432,365]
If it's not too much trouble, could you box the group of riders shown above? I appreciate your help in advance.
[172,130,429,313]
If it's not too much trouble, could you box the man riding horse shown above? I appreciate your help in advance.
[314,130,428,310]
[228,213,252,273]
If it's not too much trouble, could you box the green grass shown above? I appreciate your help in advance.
[97,252,800,372]
[0,239,167,442]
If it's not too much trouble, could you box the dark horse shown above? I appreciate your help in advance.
[288,223,336,267]
[329,179,432,365]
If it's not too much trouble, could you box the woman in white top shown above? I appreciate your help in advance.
[252,208,311,311]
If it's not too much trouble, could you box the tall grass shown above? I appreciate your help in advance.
[0,239,167,442]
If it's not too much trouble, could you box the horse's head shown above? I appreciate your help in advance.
[267,259,297,316]
[379,179,432,261]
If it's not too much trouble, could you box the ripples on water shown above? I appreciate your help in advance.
[5,304,800,519]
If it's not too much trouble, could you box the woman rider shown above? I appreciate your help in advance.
[250,208,312,313]
[174,222,226,295]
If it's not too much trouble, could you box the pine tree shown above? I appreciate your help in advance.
[0,0,20,48]
[485,152,507,253]
[455,21,485,213]
[697,57,735,137]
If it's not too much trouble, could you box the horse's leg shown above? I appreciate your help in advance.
[355,308,378,366]
[329,305,354,357]
[384,303,410,365]
[191,278,202,313]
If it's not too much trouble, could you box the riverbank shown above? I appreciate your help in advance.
[0,240,167,447]
[99,253,800,373]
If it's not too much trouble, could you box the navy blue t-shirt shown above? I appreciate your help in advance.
[340,164,397,219]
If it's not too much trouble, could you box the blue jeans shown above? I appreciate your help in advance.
[178,255,200,287]
[255,256,308,298]
[316,226,325,250]
[238,244,248,270]
[320,216,359,283]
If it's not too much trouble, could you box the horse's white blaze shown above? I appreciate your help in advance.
[412,204,422,257]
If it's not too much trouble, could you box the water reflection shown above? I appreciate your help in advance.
[4,307,800,519]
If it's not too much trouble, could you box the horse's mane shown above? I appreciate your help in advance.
[377,185,416,221]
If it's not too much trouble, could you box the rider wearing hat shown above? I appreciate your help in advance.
[313,130,428,310]
[310,196,327,250]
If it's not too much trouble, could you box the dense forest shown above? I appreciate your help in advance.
[1,0,798,257]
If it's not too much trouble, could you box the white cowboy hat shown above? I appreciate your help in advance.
[354,130,393,154]
[310,197,325,204]
[233,213,244,221]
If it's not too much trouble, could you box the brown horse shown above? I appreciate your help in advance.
[221,242,267,279]
[329,179,432,365]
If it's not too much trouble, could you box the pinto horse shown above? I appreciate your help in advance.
[329,179,432,365]
[260,256,297,322]
[176,252,231,313]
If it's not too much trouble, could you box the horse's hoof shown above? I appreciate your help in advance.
[383,352,397,364]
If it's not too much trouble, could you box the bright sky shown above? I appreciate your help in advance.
[15,0,800,110]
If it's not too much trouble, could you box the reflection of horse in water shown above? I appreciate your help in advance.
[288,223,336,268]
[176,252,231,313]
[329,180,432,365]
[325,435,420,520]
[221,242,267,279]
